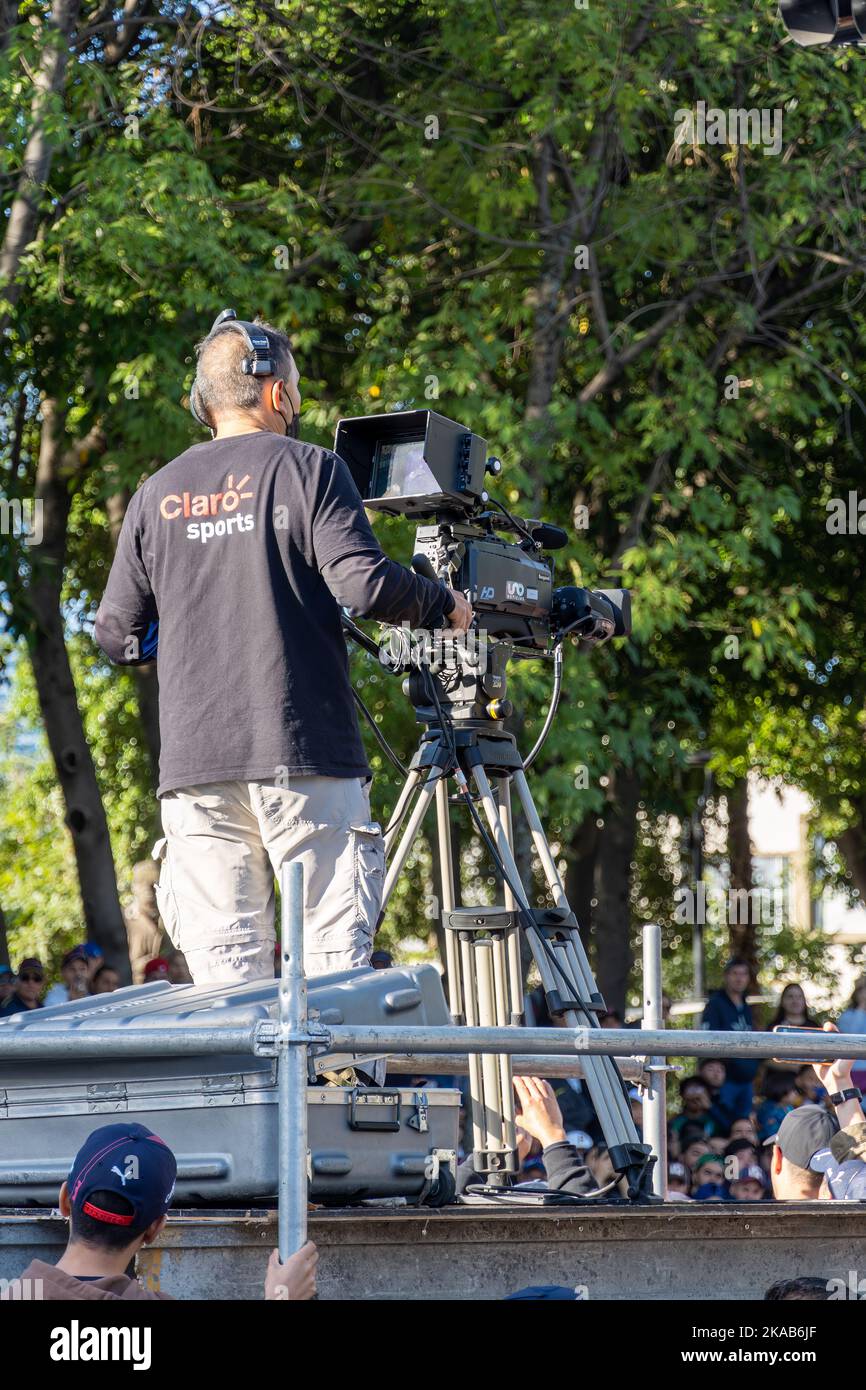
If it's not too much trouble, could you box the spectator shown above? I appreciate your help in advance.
[700,958,760,1119]
[44,946,90,1007]
[764,1106,837,1200]
[2,1122,317,1301]
[0,957,45,1016]
[667,1161,691,1198]
[680,1136,711,1177]
[756,1070,799,1144]
[838,976,866,1095]
[692,1153,726,1187]
[586,1141,616,1189]
[729,1117,758,1144]
[511,1076,599,1194]
[600,1010,623,1029]
[91,964,120,995]
[814,1115,866,1200]
[370,950,393,970]
[0,965,15,1007]
[804,1021,866,1200]
[143,957,170,983]
[82,942,104,983]
[670,1077,717,1140]
[769,982,819,1029]
[458,1077,596,1197]
[627,1086,643,1131]
[794,1064,825,1106]
[696,1057,731,1132]
[728,1165,768,1201]
[724,1136,759,1180]
[693,1180,728,1202]
[764,1277,831,1301]
[166,951,193,985]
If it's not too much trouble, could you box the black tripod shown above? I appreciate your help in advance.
[375,635,654,1198]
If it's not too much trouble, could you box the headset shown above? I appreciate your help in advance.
[189,308,284,432]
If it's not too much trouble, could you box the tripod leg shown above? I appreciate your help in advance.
[497,780,525,1025]
[511,769,568,910]
[497,769,649,1183]
[459,932,486,1160]
[435,777,463,1021]
[383,767,425,857]
[380,766,442,914]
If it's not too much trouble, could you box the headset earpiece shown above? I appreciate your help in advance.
[191,308,280,432]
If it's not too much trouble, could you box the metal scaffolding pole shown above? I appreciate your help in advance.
[0,1022,863,1063]
[384,1053,652,1081]
[278,860,307,1264]
[640,924,667,1198]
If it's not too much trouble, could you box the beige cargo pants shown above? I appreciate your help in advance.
[153,778,385,985]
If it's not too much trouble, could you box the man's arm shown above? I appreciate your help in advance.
[94,494,159,665]
[812,1021,862,1130]
[513,1076,596,1195]
[312,454,469,630]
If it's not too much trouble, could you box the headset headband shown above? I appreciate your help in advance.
[189,308,276,429]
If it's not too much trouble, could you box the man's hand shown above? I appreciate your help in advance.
[513,1075,567,1149]
[811,1021,853,1092]
[265,1241,318,1301]
[445,589,474,632]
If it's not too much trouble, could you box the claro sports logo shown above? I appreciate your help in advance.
[159,473,255,544]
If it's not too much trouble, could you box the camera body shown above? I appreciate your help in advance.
[335,408,631,651]
[413,519,554,646]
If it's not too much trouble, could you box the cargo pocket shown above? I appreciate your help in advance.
[352,821,385,941]
[152,837,182,951]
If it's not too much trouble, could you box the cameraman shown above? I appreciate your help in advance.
[95,317,471,984]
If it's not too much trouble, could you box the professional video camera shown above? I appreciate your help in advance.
[335,408,631,653]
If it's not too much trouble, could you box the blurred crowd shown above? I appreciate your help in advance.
[0,946,192,1016]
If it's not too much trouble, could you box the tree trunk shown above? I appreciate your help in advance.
[727,776,757,977]
[0,0,19,53]
[25,400,130,980]
[0,0,81,332]
[564,810,599,925]
[591,766,642,1018]
[0,902,9,968]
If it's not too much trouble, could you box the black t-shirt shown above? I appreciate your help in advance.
[94,432,452,795]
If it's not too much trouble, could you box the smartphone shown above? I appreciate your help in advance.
[771,1024,835,1067]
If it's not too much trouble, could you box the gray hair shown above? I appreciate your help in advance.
[193,320,294,422]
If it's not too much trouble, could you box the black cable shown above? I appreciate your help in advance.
[523,644,563,770]
[485,496,536,545]
[351,687,409,777]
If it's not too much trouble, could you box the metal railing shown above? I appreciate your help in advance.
[2,870,866,1250]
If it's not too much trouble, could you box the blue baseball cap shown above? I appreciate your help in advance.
[68,1123,177,1233]
[82,942,103,959]
[809,1147,866,1199]
[505,1285,584,1300]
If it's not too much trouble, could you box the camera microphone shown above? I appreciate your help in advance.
[528,521,568,551]
[412,553,440,583]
